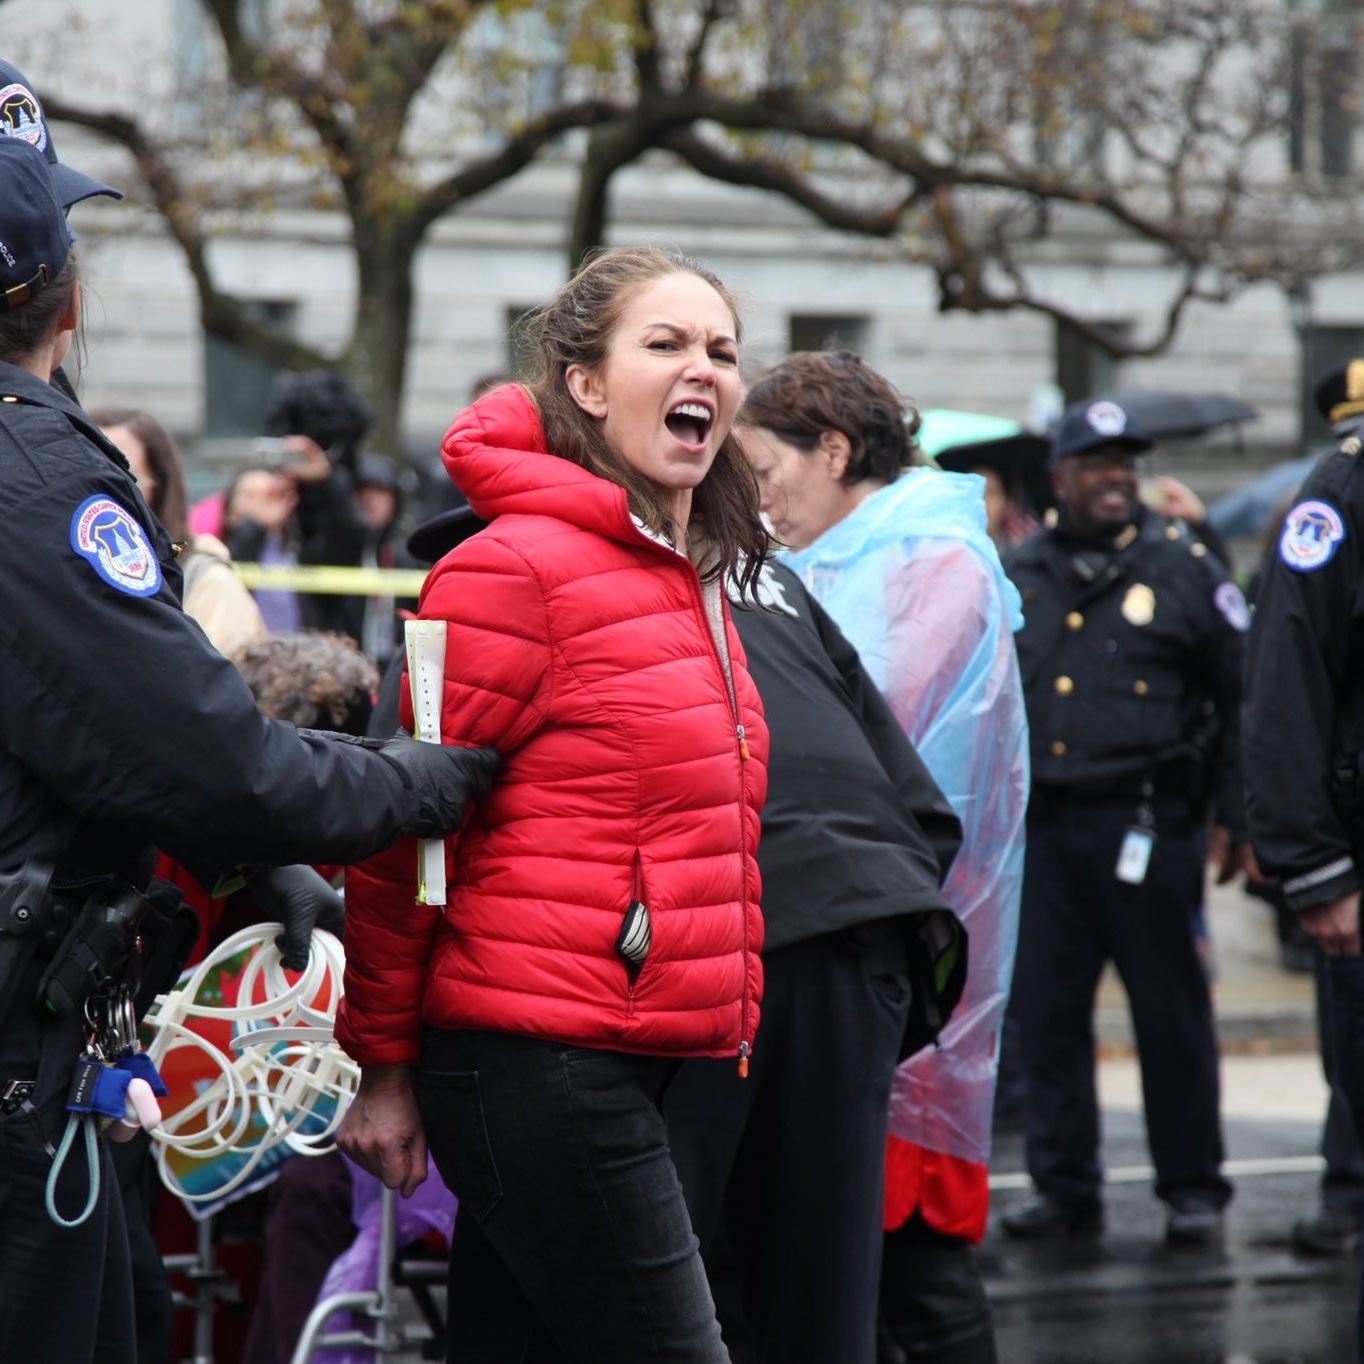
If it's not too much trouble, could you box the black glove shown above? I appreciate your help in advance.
[246,864,346,971]
[375,732,501,840]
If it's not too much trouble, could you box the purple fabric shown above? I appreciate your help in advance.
[311,1156,457,1364]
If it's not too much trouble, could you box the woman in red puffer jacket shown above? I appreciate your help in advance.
[335,247,769,1364]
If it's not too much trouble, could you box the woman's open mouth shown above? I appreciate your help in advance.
[664,401,714,449]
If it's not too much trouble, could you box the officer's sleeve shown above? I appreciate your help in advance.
[0,470,423,882]
[1190,551,1249,840]
[804,586,963,882]
[1243,464,1364,911]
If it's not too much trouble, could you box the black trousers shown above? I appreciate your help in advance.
[416,1028,728,1364]
[1324,957,1364,1362]
[665,927,912,1364]
[0,966,136,1363]
[1314,949,1364,1214]
[1013,794,1232,1210]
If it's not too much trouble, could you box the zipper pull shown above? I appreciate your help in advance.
[737,1040,751,1078]
[736,724,750,761]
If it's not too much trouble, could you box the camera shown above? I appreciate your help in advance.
[249,437,293,470]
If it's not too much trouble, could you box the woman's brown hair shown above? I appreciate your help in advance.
[89,404,191,544]
[0,254,82,374]
[521,246,768,594]
[739,349,921,487]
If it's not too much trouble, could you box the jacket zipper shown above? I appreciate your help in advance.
[686,565,754,1076]
[627,519,755,1073]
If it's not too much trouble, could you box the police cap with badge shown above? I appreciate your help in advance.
[0,59,121,209]
[1049,399,1154,465]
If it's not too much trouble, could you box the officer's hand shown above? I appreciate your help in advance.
[336,1064,428,1197]
[377,732,501,840]
[1208,825,1248,885]
[246,864,346,971]
[1151,475,1207,527]
[1300,892,1361,958]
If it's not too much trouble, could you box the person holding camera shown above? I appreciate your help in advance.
[0,133,499,1363]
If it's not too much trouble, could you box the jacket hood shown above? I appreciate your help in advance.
[441,384,636,544]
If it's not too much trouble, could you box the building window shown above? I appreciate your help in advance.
[203,301,297,438]
[1289,3,1362,180]
[1055,318,1129,406]
[788,314,869,354]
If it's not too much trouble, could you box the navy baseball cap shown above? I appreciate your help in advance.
[1049,399,1154,465]
[0,138,74,310]
[0,60,121,208]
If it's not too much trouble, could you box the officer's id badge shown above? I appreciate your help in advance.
[1115,826,1156,885]
[70,496,162,597]
[1279,499,1345,573]
[1121,583,1156,626]
[1213,581,1250,632]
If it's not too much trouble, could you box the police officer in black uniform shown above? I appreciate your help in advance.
[1000,398,1249,1246]
[0,136,498,1363]
[1243,361,1364,1355]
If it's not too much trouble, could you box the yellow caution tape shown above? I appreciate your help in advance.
[232,563,429,596]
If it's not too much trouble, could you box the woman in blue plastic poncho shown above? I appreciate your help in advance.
[740,350,1029,1364]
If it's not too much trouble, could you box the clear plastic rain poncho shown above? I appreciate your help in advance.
[783,467,1029,1165]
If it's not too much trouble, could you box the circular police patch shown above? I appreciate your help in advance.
[1213,581,1250,632]
[1278,499,1345,573]
[70,496,162,596]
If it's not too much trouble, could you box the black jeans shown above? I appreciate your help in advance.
[416,1028,729,1364]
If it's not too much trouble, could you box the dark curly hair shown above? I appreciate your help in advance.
[738,350,921,486]
[230,631,378,735]
[519,246,768,595]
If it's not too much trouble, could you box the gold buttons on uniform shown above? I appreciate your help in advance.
[1054,676,1074,695]
[1066,611,1084,630]
[1050,740,1068,757]
[1134,680,1149,695]
[1165,525,1180,540]
[1190,542,1208,557]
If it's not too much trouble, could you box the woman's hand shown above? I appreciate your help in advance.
[336,1063,429,1196]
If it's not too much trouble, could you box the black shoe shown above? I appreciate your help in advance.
[1001,1195,1104,1240]
[1292,1205,1362,1257]
[1165,1203,1225,1245]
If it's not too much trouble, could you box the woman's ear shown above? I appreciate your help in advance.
[818,428,853,480]
[565,363,607,419]
[59,280,82,334]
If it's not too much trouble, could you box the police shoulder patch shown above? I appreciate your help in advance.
[70,496,163,597]
[1278,499,1345,574]
[1213,580,1250,632]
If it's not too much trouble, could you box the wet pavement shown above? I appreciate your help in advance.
[988,1107,1358,1363]
[984,882,1358,1364]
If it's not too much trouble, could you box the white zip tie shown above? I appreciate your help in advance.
[141,923,357,1206]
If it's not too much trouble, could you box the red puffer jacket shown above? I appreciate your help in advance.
[335,386,768,1067]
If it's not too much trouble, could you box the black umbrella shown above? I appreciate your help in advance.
[1091,390,1259,440]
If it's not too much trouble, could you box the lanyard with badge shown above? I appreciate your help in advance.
[1116,776,1157,885]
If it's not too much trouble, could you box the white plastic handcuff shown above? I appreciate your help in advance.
[141,923,356,1205]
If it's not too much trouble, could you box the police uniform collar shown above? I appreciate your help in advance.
[0,357,131,471]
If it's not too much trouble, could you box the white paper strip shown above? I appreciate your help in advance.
[405,619,448,906]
